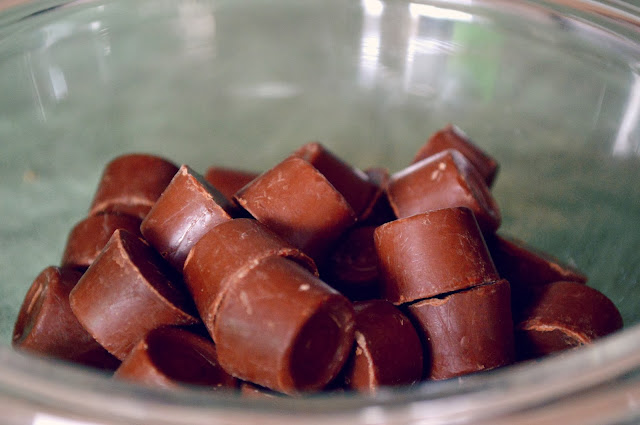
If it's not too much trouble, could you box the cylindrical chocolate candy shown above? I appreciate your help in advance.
[515,281,623,360]
[12,266,119,370]
[235,156,356,262]
[374,207,499,304]
[203,166,259,203]
[323,226,380,301]
[292,142,380,220]
[412,125,499,187]
[140,165,235,270]
[407,279,514,380]
[88,154,179,219]
[114,326,238,390]
[212,256,355,394]
[61,213,142,270]
[69,230,199,360]
[387,149,501,234]
[360,167,395,226]
[342,300,423,392]
[487,234,588,315]
[183,218,317,333]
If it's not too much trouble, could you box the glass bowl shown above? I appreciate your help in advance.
[1,0,640,423]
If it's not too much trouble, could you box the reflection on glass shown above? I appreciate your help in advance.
[177,0,216,57]
[358,0,383,86]
[613,72,640,156]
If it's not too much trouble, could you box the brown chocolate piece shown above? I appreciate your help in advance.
[387,149,501,234]
[213,256,355,394]
[183,218,317,334]
[69,230,199,360]
[239,382,282,398]
[114,327,237,390]
[374,207,499,304]
[61,213,142,271]
[515,281,623,360]
[235,156,356,261]
[203,167,259,203]
[412,125,499,187]
[487,234,588,315]
[407,279,514,380]
[140,165,235,270]
[360,167,395,226]
[292,142,380,220]
[343,300,423,391]
[12,266,119,370]
[89,154,179,219]
[323,226,380,301]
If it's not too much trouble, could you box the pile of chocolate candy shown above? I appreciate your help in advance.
[12,125,623,396]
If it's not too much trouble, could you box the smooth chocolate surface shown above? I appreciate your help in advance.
[213,256,355,394]
[183,218,317,333]
[235,156,356,262]
[374,207,499,304]
[203,166,259,203]
[515,281,623,360]
[292,142,379,220]
[114,326,237,390]
[487,234,588,315]
[387,149,501,234]
[407,279,514,380]
[89,154,179,219]
[323,226,380,301]
[141,165,235,270]
[12,266,119,370]
[412,125,499,187]
[69,230,199,360]
[61,213,142,271]
[343,300,423,391]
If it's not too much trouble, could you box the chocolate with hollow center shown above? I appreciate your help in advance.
[292,142,380,220]
[141,165,235,270]
[407,279,514,380]
[374,207,499,304]
[412,125,499,187]
[114,326,238,390]
[61,212,142,271]
[12,266,119,370]
[235,156,356,262]
[342,300,423,391]
[212,256,355,394]
[89,154,179,219]
[387,149,501,234]
[183,218,317,334]
[515,281,623,360]
[69,230,199,360]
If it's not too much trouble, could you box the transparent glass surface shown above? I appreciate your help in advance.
[1,0,640,423]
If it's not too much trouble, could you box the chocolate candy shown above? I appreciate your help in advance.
[12,266,119,370]
[89,154,179,219]
[387,149,501,234]
[114,326,237,390]
[235,156,356,261]
[323,226,380,301]
[203,167,259,203]
[69,229,199,360]
[212,256,355,394]
[412,125,499,187]
[140,165,235,270]
[292,142,380,220]
[374,207,499,304]
[342,300,423,391]
[515,281,623,360]
[407,279,514,380]
[183,218,317,334]
[361,167,395,226]
[61,213,142,270]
